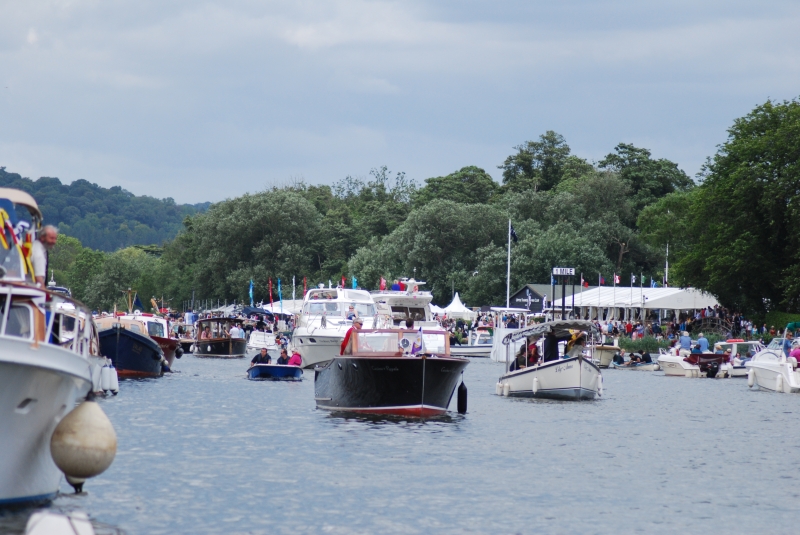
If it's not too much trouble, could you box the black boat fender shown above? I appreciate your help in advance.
[175,347,184,359]
[457,373,467,414]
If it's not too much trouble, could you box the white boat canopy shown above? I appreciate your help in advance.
[443,293,475,319]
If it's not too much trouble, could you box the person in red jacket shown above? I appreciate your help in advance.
[340,318,363,355]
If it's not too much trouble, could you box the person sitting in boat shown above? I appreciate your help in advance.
[340,318,363,355]
[565,334,586,358]
[612,350,625,366]
[509,345,528,371]
[346,305,358,321]
[626,352,642,366]
[690,343,702,354]
[288,351,302,366]
[200,326,212,339]
[527,343,540,366]
[696,332,709,353]
[251,348,271,365]
[277,348,289,365]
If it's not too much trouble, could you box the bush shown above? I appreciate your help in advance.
[618,336,671,353]
[765,312,800,332]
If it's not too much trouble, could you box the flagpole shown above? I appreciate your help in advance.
[506,219,511,308]
[630,273,633,321]
[640,272,643,321]
[613,273,616,321]
[665,242,669,287]
[597,273,601,320]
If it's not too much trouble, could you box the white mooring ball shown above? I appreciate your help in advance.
[50,398,117,492]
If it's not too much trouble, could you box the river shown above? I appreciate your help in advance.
[2,354,798,534]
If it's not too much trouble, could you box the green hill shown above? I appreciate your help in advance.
[0,167,209,251]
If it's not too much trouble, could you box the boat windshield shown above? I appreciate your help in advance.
[0,245,26,281]
[304,302,376,317]
[474,332,493,345]
[767,338,785,350]
[147,321,165,337]
[356,332,402,353]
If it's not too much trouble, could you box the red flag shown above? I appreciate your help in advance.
[614,273,620,284]
[379,277,386,290]
[341,276,345,288]
[269,278,274,307]
[303,276,307,297]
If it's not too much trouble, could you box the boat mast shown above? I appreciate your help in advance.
[506,219,511,308]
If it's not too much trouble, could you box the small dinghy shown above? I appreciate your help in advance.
[612,361,660,371]
[247,364,303,381]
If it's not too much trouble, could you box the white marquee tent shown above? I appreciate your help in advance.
[443,293,476,319]
[552,286,719,321]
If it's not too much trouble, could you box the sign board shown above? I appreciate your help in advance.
[552,267,575,276]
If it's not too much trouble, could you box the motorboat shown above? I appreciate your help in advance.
[116,311,182,368]
[489,307,529,362]
[314,328,469,417]
[591,344,621,368]
[194,317,248,358]
[0,283,104,506]
[370,278,440,329]
[657,348,730,378]
[713,339,764,377]
[746,334,800,393]
[96,316,166,378]
[292,286,377,369]
[177,324,195,354]
[247,363,303,381]
[450,328,492,358]
[247,330,278,353]
[496,320,603,401]
[55,302,118,395]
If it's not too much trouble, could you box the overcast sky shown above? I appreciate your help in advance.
[1,1,798,203]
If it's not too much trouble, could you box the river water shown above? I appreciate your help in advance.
[2,354,799,534]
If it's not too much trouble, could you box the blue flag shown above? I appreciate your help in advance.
[249,279,254,306]
[352,276,358,289]
[133,292,144,310]
[278,278,283,314]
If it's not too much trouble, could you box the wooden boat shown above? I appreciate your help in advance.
[116,312,182,368]
[194,317,247,358]
[314,328,469,417]
[96,316,165,378]
[247,364,303,380]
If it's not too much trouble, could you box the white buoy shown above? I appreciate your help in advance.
[100,366,112,391]
[50,395,117,493]
[597,374,603,397]
[109,366,119,394]
[747,368,755,387]
[502,382,510,397]
[495,382,502,396]
[654,364,660,371]
[532,377,539,394]
[24,510,95,535]
[90,366,102,393]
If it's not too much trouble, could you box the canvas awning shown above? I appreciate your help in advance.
[552,287,719,310]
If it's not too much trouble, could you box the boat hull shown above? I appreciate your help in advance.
[498,356,601,401]
[151,336,180,368]
[0,343,92,506]
[746,361,800,393]
[657,354,700,377]
[449,345,491,358]
[292,335,342,369]
[248,364,303,380]
[314,356,469,416]
[99,327,163,378]
[592,346,620,368]
[612,362,660,371]
[194,338,247,358]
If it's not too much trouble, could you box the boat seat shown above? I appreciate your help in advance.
[789,357,798,369]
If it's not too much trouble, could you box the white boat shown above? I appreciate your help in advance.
[489,307,529,362]
[451,328,492,358]
[369,278,440,329]
[291,286,377,369]
[712,339,764,377]
[611,360,660,371]
[0,284,99,506]
[247,330,278,352]
[496,320,603,401]
[657,348,701,377]
[56,302,118,395]
[746,337,800,393]
[592,344,621,368]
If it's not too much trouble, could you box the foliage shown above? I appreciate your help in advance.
[498,131,571,192]
[617,336,671,353]
[413,166,498,207]
[0,167,208,251]
[765,312,800,331]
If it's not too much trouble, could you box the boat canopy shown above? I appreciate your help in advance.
[502,319,599,345]
[0,187,42,219]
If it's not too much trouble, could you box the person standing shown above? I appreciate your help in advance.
[340,318,363,355]
[696,332,709,353]
[31,225,58,286]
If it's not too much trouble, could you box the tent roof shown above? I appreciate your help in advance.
[444,292,471,313]
[552,286,718,310]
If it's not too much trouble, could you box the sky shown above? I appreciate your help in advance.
[1,0,798,204]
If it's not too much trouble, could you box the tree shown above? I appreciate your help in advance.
[498,131,571,192]
[413,166,498,207]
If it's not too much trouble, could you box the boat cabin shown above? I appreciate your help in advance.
[195,317,243,340]
[96,316,152,337]
[345,329,450,357]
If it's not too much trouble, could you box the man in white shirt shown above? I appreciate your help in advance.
[31,225,58,286]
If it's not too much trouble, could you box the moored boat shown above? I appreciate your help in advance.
[658,349,730,378]
[713,339,764,377]
[746,329,800,393]
[247,330,278,352]
[117,312,182,368]
[496,320,602,401]
[450,328,492,358]
[314,328,469,417]
[194,317,247,358]
[592,344,621,368]
[247,363,303,380]
[96,316,165,378]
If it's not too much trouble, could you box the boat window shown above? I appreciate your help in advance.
[422,333,446,354]
[147,322,165,337]
[356,332,401,354]
[352,303,375,317]
[128,323,142,334]
[767,339,784,350]
[4,303,32,339]
[0,244,26,281]
[408,307,425,320]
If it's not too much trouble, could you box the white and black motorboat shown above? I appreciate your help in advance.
[292,286,377,369]
[314,328,469,417]
[496,320,603,401]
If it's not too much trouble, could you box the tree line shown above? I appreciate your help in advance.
[44,97,800,317]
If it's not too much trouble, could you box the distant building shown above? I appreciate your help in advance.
[509,284,598,313]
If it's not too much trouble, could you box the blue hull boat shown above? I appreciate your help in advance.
[99,326,164,378]
[248,364,303,381]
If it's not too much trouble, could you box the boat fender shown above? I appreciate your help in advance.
[100,366,113,392]
[684,370,693,378]
[91,365,102,392]
[175,347,184,359]
[457,376,467,414]
[161,358,171,373]
[502,382,510,397]
[597,375,603,397]
[109,366,119,394]
[747,368,755,388]
[24,511,95,535]
[495,382,502,396]
[190,344,196,352]
[654,364,660,371]
[50,393,117,493]
[532,377,539,394]
[776,373,783,393]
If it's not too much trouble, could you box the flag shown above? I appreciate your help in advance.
[614,273,620,284]
[526,289,532,308]
[303,276,307,296]
[510,224,519,243]
[341,276,345,288]
[133,292,144,310]
[581,273,589,288]
[651,278,658,288]
[278,278,283,313]
[379,277,386,291]
[352,276,358,289]
[249,279,254,306]
[631,274,636,284]
[269,278,274,307]
[411,325,424,355]
[600,276,605,285]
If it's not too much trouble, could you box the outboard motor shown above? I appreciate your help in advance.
[706,361,719,378]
